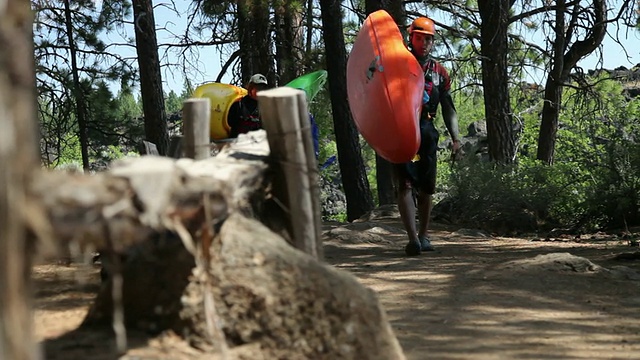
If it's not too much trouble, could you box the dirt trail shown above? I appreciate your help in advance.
[33,215,640,359]
[325,217,640,359]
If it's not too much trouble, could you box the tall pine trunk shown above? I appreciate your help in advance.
[319,0,374,221]
[133,0,169,155]
[304,0,314,71]
[536,0,565,164]
[237,0,274,84]
[274,0,303,84]
[478,0,516,163]
[253,0,274,84]
[237,1,252,81]
[63,0,90,170]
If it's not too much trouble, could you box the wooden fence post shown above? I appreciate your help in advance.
[1,0,41,359]
[258,87,323,260]
[182,98,211,160]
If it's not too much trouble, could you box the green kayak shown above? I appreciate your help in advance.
[284,70,328,102]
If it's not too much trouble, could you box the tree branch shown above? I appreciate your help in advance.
[216,50,240,83]
[561,0,607,78]
[509,0,581,24]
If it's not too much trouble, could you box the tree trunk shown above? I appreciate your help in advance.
[275,0,304,84]
[478,0,516,164]
[365,0,405,205]
[0,0,40,358]
[237,1,252,82]
[365,0,406,31]
[536,0,606,164]
[63,0,90,171]
[536,0,565,165]
[320,0,374,221]
[237,0,274,84]
[304,0,314,71]
[253,0,274,84]
[133,0,169,155]
[275,1,285,82]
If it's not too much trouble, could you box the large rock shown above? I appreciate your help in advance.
[181,214,406,359]
[84,214,405,359]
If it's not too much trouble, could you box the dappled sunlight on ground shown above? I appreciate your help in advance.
[324,217,640,359]
[31,214,640,359]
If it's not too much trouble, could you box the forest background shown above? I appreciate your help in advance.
[35,0,640,235]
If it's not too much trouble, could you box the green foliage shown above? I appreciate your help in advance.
[115,88,143,120]
[360,141,378,205]
[555,78,640,229]
[85,80,121,145]
[165,90,183,114]
[445,74,640,233]
[449,81,484,132]
[180,79,195,99]
[34,0,137,169]
[58,133,83,165]
[47,81,144,170]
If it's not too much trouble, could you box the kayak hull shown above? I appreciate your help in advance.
[346,10,424,163]
[192,82,247,140]
[285,70,328,102]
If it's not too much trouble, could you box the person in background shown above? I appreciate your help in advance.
[227,73,271,138]
[308,112,320,159]
[398,16,460,256]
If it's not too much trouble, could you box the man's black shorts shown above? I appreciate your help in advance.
[393,120,440,194]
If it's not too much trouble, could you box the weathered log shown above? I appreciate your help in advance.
[0,1,41,359]
[38,126,404,358]
[28,131,270,253]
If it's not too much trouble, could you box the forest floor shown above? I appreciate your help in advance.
[35,211,640,359]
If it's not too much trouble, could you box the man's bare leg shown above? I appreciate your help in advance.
[417,191,435,251]
[398,187,420,255]
[417,192,432,237]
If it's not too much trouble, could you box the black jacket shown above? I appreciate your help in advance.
[227,96,261,138]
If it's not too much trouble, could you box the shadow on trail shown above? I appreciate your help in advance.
[42,326,152,360]
[324,225,640,359]
[33,265,101,312]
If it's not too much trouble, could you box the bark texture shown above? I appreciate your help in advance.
[133,0,169,155]
[0,1,40,358]
[319,0,374,220]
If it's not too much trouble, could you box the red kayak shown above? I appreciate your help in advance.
[347,10,424,163]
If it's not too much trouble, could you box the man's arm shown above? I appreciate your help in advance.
[441,90,459,142]
[436,62,460,144]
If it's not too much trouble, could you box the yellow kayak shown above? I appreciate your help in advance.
[192,82,248,140]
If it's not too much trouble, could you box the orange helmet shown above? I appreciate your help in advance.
[409,17,436,35]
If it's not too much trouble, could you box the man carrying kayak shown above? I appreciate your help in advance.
[397,16,461,256]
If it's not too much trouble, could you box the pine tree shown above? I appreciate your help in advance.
[33,0,136,168]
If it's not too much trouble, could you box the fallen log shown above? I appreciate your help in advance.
[29,131,270,254]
